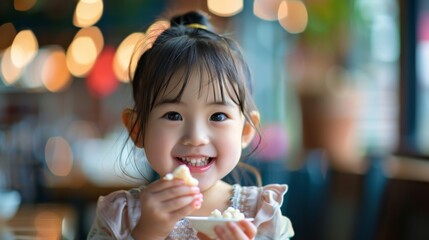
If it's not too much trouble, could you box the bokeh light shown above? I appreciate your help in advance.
[20,46,70,90]
[207,0,243,17]
[45,137,74,177]
[76,26,104,55]
[278,0,308,34]
[253,0,283,21]
[66,27,104,77]
[0,23,17,50]
[42,47,72,92]
[72,37,97,65]
[14,0,37,11]
[113,32,144,82]
[11,29,39,68]
[73,0,104,28]
[1,47,23,85]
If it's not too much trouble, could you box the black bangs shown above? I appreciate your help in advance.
[196,40,246,107]
[146,32,247,110]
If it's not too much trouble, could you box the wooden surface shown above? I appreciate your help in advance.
[3,204,75,240]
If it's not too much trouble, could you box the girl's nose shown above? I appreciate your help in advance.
[181,122,209,146]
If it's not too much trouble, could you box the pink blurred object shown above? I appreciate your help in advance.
[419,13,429,41]
[251,124,288,161]
[87,46,119,99]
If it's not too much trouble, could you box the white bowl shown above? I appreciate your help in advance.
[186,216,254,238]
[0,190,21,222]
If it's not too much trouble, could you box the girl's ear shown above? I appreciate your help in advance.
[242,111,260,149]
[122,108,144,148]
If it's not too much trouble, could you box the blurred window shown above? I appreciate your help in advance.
[353,0,399,153]
[397,0,429,158]
[416,0,429,155]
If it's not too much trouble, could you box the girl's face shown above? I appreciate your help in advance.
[142,73,255,191]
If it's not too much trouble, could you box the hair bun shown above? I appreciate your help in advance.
[170,11,210,29]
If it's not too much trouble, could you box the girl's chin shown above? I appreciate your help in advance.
[197,179,228,194]
[196,181,213,192]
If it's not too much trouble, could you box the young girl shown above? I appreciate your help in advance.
[88,11,294,240]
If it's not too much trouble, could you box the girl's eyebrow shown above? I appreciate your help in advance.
[153,98,182,108]
[154,99,237,108]
[207,100,237,109]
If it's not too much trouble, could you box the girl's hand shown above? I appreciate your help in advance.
[197,220,257,240]
[131,179,203,239]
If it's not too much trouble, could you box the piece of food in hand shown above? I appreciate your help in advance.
[210,207,245,220]
[163,165,199,186]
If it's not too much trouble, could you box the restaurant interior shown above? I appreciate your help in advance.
[1,0,429,239]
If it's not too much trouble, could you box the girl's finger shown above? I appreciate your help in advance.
[161,193,201,212]
[215,222,255,240]
[215,224,235,240]
[197,232,212,240]
[226,222,249,239]
[169,195,203,219]
[154,185,200,201]
[238,220,257,238]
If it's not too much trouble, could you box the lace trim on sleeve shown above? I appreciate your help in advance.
[230,184,254,217]
[230,184,242,209]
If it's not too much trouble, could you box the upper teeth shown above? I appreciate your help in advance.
[179,157,209,167]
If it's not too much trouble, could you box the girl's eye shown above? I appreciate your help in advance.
[210,112,227,122]
[163,112,183,121]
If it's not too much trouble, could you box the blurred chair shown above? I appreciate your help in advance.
[282,149,331,240]
[374,157,429,240]
[352,153,388,240]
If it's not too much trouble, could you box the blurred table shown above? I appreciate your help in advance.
[4,204,75,240]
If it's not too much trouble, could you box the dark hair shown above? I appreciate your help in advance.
[126,11,261,185]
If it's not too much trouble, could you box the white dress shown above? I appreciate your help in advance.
[88,184,294,239]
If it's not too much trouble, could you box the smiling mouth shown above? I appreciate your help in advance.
[177,157,213,167]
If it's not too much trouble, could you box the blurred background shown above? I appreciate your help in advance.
[1,0,429,239]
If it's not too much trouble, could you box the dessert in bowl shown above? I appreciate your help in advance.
[187,207,253,239]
